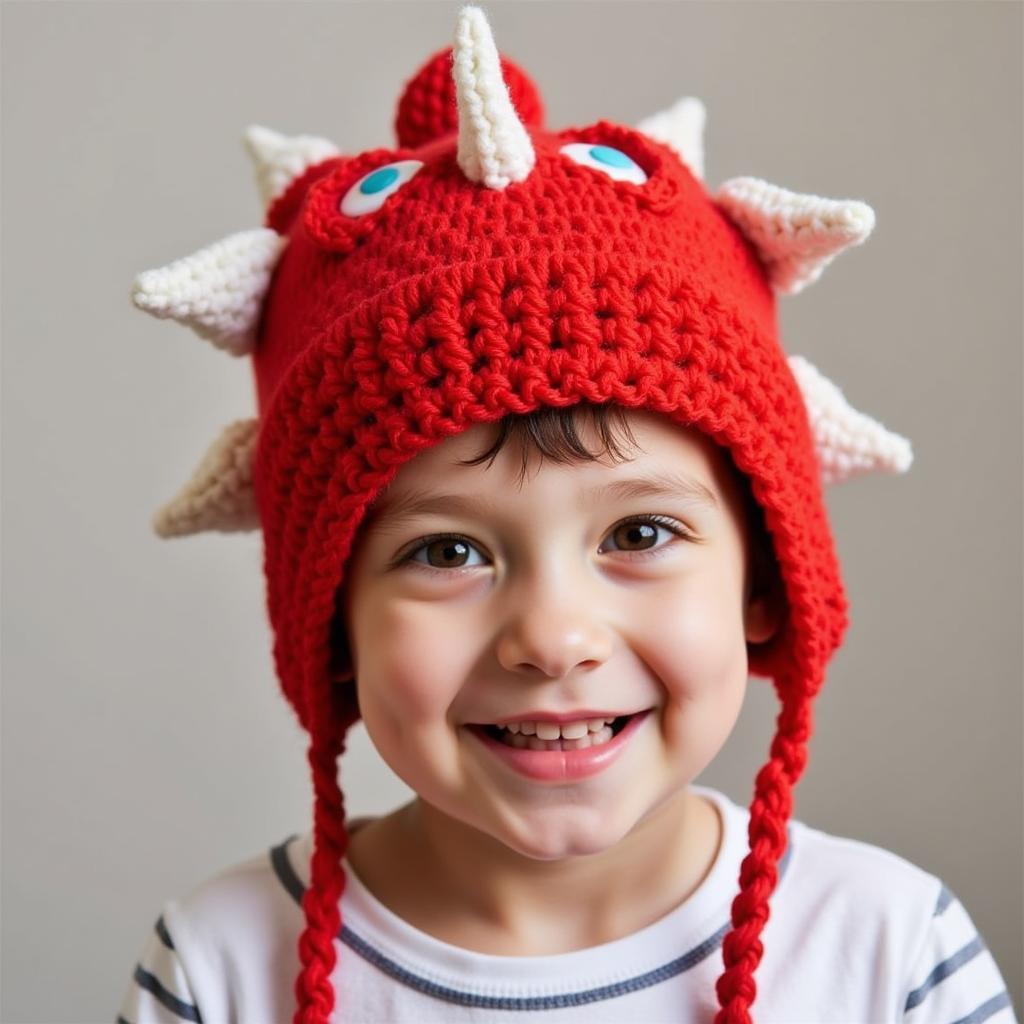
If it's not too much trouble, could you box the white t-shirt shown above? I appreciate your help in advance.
[116,784,1018,1024]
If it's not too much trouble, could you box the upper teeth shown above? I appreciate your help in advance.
[496,718,616,740]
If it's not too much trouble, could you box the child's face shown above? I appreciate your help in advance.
[340,409,779,860]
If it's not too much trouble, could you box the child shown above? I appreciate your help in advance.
[118,6,1017,1023]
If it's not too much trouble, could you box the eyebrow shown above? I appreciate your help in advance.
[596,471,720,510]
[366,469,719,529]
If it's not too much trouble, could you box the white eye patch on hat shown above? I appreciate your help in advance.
[559,142,648,184]
[340,160,425,216]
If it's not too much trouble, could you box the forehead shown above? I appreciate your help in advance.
[365,408,746,526]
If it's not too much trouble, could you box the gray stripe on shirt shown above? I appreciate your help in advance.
[155,915,175,951]
[132,964,203,1023]
[950,990,1013,1024]
[904,935,985,1010]
[268,822,795,1011]
[934,884,954,916]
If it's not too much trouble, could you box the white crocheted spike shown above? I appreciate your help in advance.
[716,177,876,295]
[243,124,341,209]
[635,95,706,182]
[131,228,288,357]
[453,5,536,189]
[788,354,913,486]
[153,418,260,537]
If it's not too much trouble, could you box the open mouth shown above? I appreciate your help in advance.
[476,714,635,743]
[464,708,654,781]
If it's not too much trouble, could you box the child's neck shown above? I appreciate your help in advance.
[345,786,722,956]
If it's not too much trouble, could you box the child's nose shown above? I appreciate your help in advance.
[494,576,615,679]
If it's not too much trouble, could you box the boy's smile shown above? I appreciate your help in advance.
[336,406,782,949]
[464,706,656,782]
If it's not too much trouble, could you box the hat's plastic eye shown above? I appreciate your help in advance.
[340,160,424,216]
[559,143,648,185]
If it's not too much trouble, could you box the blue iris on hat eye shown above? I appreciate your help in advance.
[340,160,424,217]
[559,143,648,185]
[361,167,400,194]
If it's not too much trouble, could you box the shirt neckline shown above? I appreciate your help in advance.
[281,784,767,991]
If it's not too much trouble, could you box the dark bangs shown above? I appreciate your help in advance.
[457,402,642,481]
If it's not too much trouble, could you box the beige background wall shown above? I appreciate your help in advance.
[2,2,1020,1020]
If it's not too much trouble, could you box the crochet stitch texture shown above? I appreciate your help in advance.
[131,7,913,1022]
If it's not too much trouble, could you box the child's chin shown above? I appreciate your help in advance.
[498,814,638,862]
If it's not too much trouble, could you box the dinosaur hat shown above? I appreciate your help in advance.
[131,6,912,1021]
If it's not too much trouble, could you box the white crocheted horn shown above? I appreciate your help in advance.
[243,124,341,210]
[788,354,913,485]
[131,228,288,356]
[153,419,260,537]
[635,96,706,182]
[453,4,536,189]
[716,177,876,295]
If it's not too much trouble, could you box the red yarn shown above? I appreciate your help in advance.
[245,46,850,1024]
[394,46,546,150]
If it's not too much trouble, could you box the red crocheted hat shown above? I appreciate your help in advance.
[131,7,912,1022]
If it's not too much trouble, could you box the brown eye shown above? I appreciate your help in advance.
[610,522,658,551]
[405,535,486,572]
[425,539,470,568]
[600,515,686,558]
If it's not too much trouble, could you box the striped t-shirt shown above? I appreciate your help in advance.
[116,784,1018,1023]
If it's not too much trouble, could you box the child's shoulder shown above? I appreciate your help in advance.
[705,785,945,918]
[775,806,1016,1022]
[784,805,946,918]
[162,831,309,958]
[167,817,377,936]
[707,785,949,960]
[119,830,314,1023]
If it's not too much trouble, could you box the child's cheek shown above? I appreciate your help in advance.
[349,597,464,791]
[628,575,750,754]
[639,570,747,680]
[352,594,474,735]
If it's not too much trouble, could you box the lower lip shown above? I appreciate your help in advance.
[465,710,653,782]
